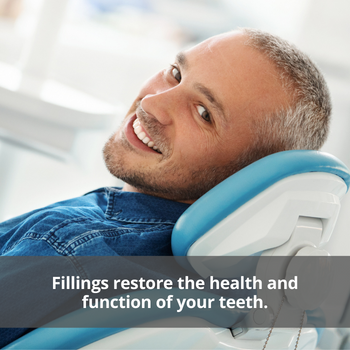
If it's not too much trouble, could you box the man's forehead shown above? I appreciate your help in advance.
[177,32,250,77]
[180,31,259,78]
[187,31,246,55]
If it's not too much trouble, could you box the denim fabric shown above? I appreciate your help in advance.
[0,188,190,347]
[0,187,190,257]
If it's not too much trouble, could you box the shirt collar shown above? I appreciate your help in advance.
[105,187,191,224]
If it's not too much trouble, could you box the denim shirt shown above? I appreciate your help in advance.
[0,188,191,347]
[0,187,190,257]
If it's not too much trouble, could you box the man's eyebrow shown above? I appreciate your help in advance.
[175,51,226,123]
[194,83,226,122]
[175,52,187,68]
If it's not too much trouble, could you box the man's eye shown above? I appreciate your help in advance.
[197,105,211,122]
[171,66,181,82]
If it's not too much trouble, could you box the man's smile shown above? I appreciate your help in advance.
[133,118,161,152]
[124,115,162,155]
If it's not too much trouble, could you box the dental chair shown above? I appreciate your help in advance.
[317,289,350,349]
[5,150,350,350]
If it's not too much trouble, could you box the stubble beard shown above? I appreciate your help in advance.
[103,104,237,201]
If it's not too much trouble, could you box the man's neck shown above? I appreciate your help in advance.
[122,183,140,194]
[122,183,195,204]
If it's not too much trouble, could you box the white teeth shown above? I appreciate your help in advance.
[138,131,146,139]
[132,118,159,152]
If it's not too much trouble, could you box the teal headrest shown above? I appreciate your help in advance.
[172,150,350,256]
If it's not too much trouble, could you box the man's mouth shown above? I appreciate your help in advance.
[132,117,161,153]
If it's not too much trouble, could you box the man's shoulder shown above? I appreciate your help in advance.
[0,188,111,256]
[0,187,183,256]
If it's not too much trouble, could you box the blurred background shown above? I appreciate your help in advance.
[0,0,349,256]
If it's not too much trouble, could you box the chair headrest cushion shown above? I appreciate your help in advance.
[172,150,350,256]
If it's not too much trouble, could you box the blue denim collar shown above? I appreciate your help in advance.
[105,187,191,224]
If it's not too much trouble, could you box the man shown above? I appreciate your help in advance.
[0,28,330,256]
[103,28,330,202]
[0,28,330,346]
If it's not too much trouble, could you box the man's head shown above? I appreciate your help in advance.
[103,29,331,203]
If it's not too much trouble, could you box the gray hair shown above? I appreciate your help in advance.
[235,28,331,166]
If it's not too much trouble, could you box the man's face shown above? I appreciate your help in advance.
[104,31,289,202]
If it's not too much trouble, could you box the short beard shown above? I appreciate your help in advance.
[103,133,252,201]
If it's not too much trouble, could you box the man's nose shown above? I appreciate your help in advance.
[141,87,180,126]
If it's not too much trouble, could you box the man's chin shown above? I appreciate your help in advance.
[103,131,232,202]
[103,156,206,203]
